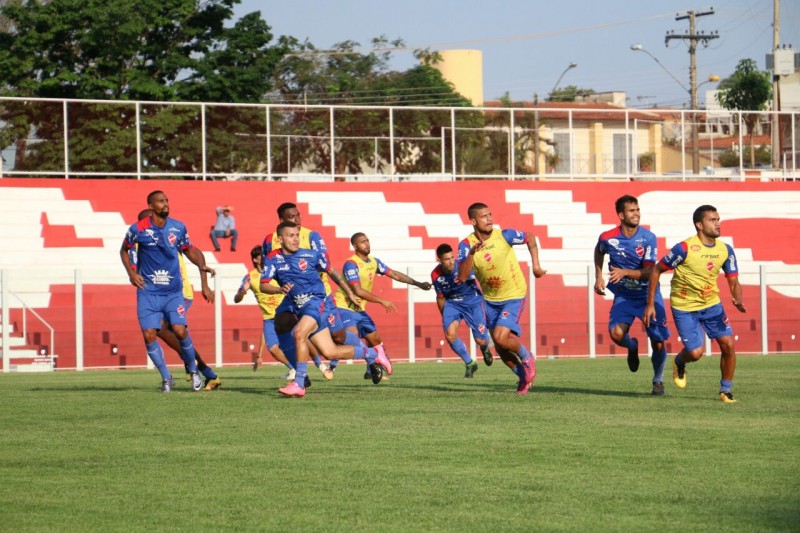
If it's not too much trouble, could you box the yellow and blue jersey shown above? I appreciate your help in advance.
[659,234,739,312]
[239,268,283,320]
[456,228,528,302]
[334,254,391,311]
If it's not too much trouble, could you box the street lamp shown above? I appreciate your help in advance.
[630,44,689,93]
[549,62,578,100]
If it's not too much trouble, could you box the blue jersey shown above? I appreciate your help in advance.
[123,216,192,294]
[595,225,658,299]
[260,248,330,311]
[431,264,483,301]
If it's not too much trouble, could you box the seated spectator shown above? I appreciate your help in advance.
[210,205,238,252]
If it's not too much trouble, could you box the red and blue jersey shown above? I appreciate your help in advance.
[260,247,330,311]
[431,264,483,302]
[263,227,332,296]
[123,216,192,294]
[595,225,658,299]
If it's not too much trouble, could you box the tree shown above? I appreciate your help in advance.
[0,0,290,175]
[716,58,772,168]
[546,85,594,102]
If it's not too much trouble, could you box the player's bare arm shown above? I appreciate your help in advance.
[593,246,606,295]
[119,244,145,289]
[351,282,395,312]
[728,276,747,313]
[525,232,547,278]
[233,278,251,303]
[436,294,446,316]
[643,263,666,327]
[457,241,483,282]
[328,268,362,308]
[259,280,288,295]
[387,270,432,291]
[185,246,214,303]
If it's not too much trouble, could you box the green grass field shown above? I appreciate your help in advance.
[1,354,798,532]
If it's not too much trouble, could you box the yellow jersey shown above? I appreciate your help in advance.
[240,268,284,320]
[334,254,391,311]
[457,228,528,302]
[660,234,739,312]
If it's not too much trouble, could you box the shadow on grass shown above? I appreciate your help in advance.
[387,381,649,398]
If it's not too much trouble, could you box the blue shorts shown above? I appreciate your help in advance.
[336,307,377,338]
[609,293,670,342]
[324,296,345,333]
[484,298,526,337]
[672,303,733,351]
[137,291,188,331]
[263,318,279,349]
[443,297,490,342]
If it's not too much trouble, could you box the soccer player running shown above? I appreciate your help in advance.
[432,243,494,378]
[132,209,221,391]
[644,204,746,403]
[333,232,432,378]
[457,203,546,395]
[120,191,211,392]
[234,246,295,380]
[594,195,670,396]
[263,202,337,379]
[260,222,392,398]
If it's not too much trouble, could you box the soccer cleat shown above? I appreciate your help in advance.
[278,382,306,398]
[161,375,175,393]
[203,377,221,391]
[368,362,383,385]
[481,345,494,366]
[253,356,263,372]
[651,381,665,396]
[627,337,640,373]
[281,369,296,381]
[322,367,335,380]
[516,379,531,395]
[672,357,687,389]
[374,344,393,376]
[363,369,372,380]
[719,391,737,403]
[190,371,202,392]
[304,374,312,389]
[185,372,192,382]
[464,361,478,379]
[521,357,536,386]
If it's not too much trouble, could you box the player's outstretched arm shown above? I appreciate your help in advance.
[234,278,251,303]
[329,268,362,309]
[387,270,432,291]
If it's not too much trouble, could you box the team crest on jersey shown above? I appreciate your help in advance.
[299,259,308,271]
[706,261,714,271]
[168,233,177,246]
[691,244,701,252]
[635,246,644,257]
[177,305,185,317]
[608,238,619,247]
[483,252,492,262]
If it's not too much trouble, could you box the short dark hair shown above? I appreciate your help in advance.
[146,190,164,206]
[350,232,366,245]
[615,195,638,214]
[250,246,262,259]
[467,202,488,220]
[277,202,296,220]
[436,243,453,258]
[137,209,152,221]
[277,221,298,235]
[693,205,717,225]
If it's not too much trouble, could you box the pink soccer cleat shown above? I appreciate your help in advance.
[516,380,531,395]
[278,382,306,398]
[374,344,393,376]
[522,357,536,386]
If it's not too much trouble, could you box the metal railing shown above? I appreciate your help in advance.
[1,96,798,182]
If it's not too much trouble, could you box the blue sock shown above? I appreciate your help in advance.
[294,362,308,388]
[311,354,323,368]
[618,334,634,349]
[720,379,733,393]
[329,360,339,370]
[517,344,532,361]
[178,335,198,373]
[278,332,296,369]
[343,330,361,348]
[362,346,377,364]
[448,338,472,364]
[146,341,172,381]
[201,367,217,380]
[652,344,667,383]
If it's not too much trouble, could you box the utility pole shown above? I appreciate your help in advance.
[771,0,781,169]
[666,9,719,175]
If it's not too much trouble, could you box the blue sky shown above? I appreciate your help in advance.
[234,0,799,108]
